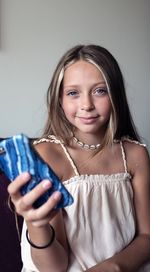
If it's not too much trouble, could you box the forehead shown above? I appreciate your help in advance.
[63,60,106,85]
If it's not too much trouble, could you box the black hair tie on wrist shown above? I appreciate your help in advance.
[26,225,55,249]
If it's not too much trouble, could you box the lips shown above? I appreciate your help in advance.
[77,116,99,124]
[77,115,99,119]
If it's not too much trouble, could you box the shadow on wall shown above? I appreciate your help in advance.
[0,0,2,49]
[0,0,7,50]
[0,0,2,50]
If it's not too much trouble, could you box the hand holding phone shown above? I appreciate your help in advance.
[0,134,74,209]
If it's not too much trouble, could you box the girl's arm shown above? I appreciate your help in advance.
[27,213,68,272]
[8,173,69,272]
[86,144,150,272]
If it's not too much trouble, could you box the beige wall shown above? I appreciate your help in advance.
[0,0,150,148]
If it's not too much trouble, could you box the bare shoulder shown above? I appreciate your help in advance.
[123,141,150,235]
[123,140,150,177]
[32,139,66,180]
[33,139,62,161]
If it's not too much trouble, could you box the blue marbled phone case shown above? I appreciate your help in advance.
[0,134,73,208]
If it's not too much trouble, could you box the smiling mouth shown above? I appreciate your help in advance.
[78,116,99,124]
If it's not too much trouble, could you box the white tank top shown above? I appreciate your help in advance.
[21,136,150,272]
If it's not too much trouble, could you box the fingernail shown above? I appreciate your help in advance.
[53,191,61,200]
[42,180,51,189]
[21,172,30,180]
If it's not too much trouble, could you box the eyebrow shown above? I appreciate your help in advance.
[63,81,107,89]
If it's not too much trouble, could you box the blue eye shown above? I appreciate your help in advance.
[94,88,108,96]
[67,90,78,96]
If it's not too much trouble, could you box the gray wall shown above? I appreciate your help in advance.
[0,0,150,148]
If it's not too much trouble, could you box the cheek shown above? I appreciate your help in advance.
[97,97,112,116]
[61,99,76,117]
[105,100,112,116]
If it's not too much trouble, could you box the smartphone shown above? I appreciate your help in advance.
[0,134,74,209]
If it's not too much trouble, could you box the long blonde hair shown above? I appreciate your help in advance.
[43,44,140,147]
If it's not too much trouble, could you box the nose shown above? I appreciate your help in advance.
[80,95,94,111]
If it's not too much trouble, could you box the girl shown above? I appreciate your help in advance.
[8,44,150,272]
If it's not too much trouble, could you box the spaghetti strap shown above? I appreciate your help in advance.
[121,137,146,147]
[33,135,79,176]
[120,141,128,173]
[59,143,79,176]
[33,135,62,145]
[118,137,146,174]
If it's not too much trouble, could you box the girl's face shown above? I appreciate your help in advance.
[61,60,111,139]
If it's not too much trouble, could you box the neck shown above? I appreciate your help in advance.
[72,134,102,150]
[73,131,105,145]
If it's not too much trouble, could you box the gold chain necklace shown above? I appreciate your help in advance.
[73,136,101,150]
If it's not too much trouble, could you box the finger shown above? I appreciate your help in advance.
[18,179,53,209]
[25,191,62,222]
[31,211,57,227]
[33,191,62,219]
[7,172,31,197]
[37,191,62,217]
